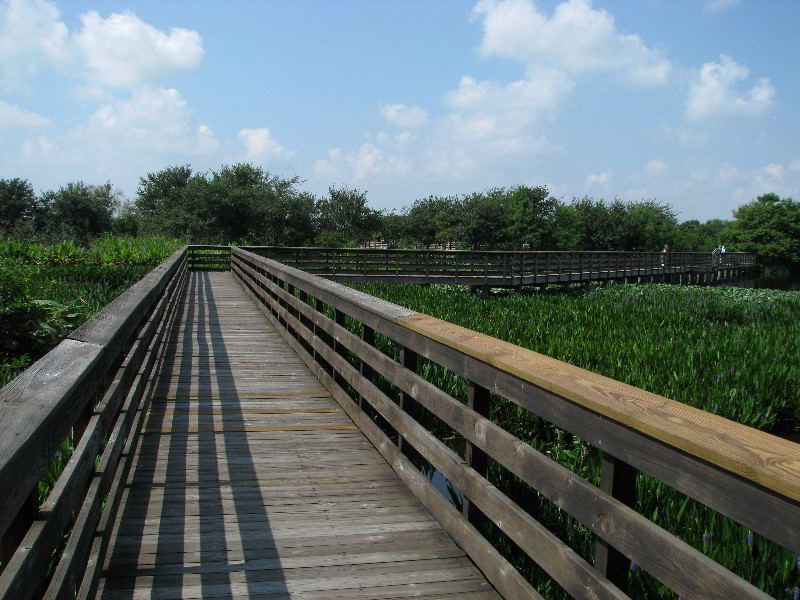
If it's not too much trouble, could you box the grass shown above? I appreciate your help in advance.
[350,281,800,599]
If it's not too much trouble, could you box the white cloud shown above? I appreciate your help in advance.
[732,161,800,202]
[440,70,572,152]
[0,101,50,127]
[0,2,203,90]
[74,10,203,88]
[474,0,671,85]
[0,0,69,87]
[586,171,611,186]
[686,55,774,121]
[705,0,739,14]
[381,104,428,129]
[314,143,410,182]
[77,87,216,154]
[239,127,293,161]
[645,159,668,176]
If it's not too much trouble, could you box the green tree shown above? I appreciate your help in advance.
[0,178,36,233]
[732,193,800,280]
[380,211,410,247]
[460,189,511,250]
[39,182,119,243]
[504,185,558,249]
[316,186,381,246]
[135,165,194,236]
[405,195,462,248]
[624,200,678,251]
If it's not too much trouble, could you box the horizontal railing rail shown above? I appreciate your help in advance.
[188,244,231,271]
[242,246,757,286]
[0,247,189,599]
[232,246,795,600]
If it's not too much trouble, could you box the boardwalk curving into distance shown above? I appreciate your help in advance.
[98,272,499,599]
[0,246,797,600]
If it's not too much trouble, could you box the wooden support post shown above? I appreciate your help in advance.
[397,346,418,454]
[0,491,36,574]
[333,309,347,386]
[314,298,325,366]
[360,325,376,410]
[287,284,297,339]
[595,453,637,593]
[298,290,311,350]
[462,381,490,533]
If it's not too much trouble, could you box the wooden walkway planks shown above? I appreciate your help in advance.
[97,272,499,599]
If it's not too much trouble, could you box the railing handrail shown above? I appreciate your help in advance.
[243,245,755,256]
[231,246,795,599]
[232,248,795,499]
[0,246,188,599]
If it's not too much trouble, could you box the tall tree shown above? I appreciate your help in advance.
[0,178,36,233]
[39,182,119,243]
[316,186,381,246]
[732,193,800,279]
[504,185,558,249]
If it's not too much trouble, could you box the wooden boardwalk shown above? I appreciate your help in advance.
[97,272,499,599]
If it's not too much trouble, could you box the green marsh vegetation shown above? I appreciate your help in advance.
[0,235,182,386]
[352,281,800,598]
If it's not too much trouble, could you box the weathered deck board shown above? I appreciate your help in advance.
[98,272,498,599]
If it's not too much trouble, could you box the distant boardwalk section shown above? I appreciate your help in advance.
[242,246,757,287]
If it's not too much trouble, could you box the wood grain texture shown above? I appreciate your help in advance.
[396,313,800,503]
[0,339,103,540]
[252,272,771,599]
[93,271,498,600]
[234,247,799,508]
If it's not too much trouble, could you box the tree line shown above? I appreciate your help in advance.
[1,163,797,280]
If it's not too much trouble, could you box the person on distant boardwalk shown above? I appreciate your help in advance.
[661,244,670,267]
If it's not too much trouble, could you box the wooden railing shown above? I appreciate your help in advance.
[188,244,231,270]
[232,247,796,600]
[242,247,757,287]
[0,247,189,599]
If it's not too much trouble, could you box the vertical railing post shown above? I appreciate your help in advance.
[333,309,347,386]
[0,492,36,574]
[425,250,430,281]
[397,346,418,453]
[595,452,637,593]
[463,381,490,533]
[287,283,298,339]
[314,298,325,367]
[360,324,376,410]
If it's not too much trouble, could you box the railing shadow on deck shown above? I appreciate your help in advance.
[230,246,798,600]
[103,269,290,598]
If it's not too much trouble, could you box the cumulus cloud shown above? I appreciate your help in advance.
[0,101,50,127]
[0,0,69,86]
[474,0,671,85]
[0,1,203,90]
[440,69,572,153]
[74,10,203,88]
[80,87,216,154]
[239,127,293,161]
[381,104,428,129]
[313,143,410,181]
[686,55,774,121]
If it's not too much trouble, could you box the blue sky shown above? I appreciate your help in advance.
[1,0,798,221]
